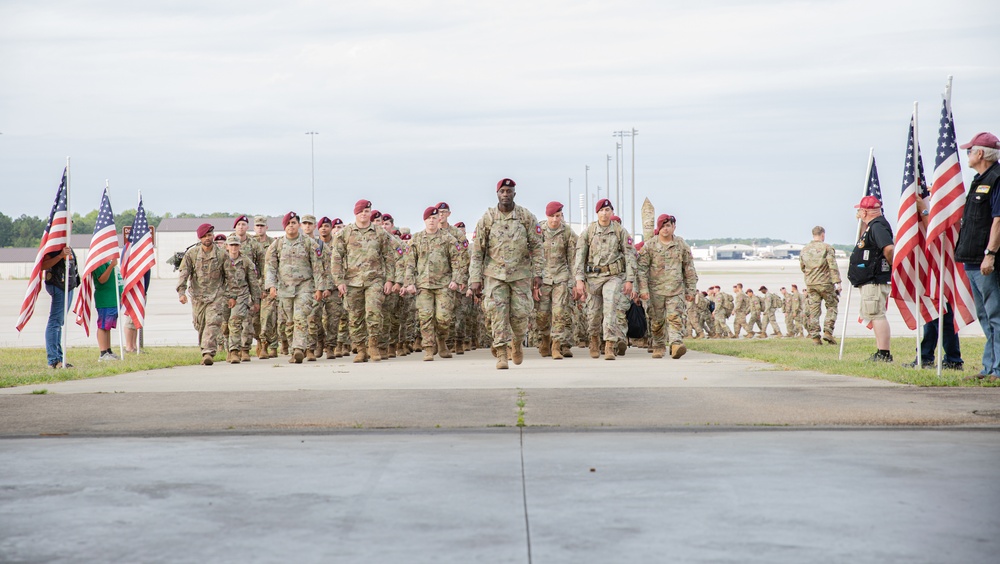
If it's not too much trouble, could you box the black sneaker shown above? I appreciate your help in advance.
[941,361,964,371]
[903,360,934,369]
[867,351,893,363]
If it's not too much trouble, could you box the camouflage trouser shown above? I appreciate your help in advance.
[534,282,572,344]
[585,274,626,344]
[192,298,225,355]
[614,285,630,340]
[713,309,731,337]
[279,289,316,352]
[649,294,687,347]
[380,292,400,348]
[687,306,701,337]
[748,313,763,334]
[732,309,751,337]
[415,287,454,346]
[798,307,808,336]
[259,293,279,351]
[806,284,839,338]
[483,277,532,348]
[449,289,465,348]
[277,302,290,347]
[313,293,345,350]
[784,308,799,336]
[227,296,253,351]
[573,302,588,345]
[762,311,781,335]
[345,285,385,348]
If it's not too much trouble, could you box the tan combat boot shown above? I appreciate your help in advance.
[413,336,422,352]
[604,340,616,360]
[652,347,665,359]
[822,332,837,345]
[241,349,251,362]
[325,346,336,359]
[495,346,509,370]
[589,336,601,359]
[423,348,434,361]
[539,335,551,357]
[454,340,465,355]
[388,344,397,358]
[256,342,264,359]
[670,343,687,359]
[369,337,382,362]
[228,350,239,364]
[437,337,452,359]
[306,348,317,362]
[280,341,289,356]
[289,349,303,363]
[561,343,573,358]
[551,340,563,360]
[511,341,523,365]
[616,340,627,356]
[812,336,823,345]
[353,344,368,363]
[202,353,214,366]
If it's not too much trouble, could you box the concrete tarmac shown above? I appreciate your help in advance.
[2,346,999,562]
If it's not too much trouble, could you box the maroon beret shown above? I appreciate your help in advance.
[635,241,645,251]
[196,223,214,238]
[436,202,450,210]
[318,216,333,227]
[233,215,249,228]
[454,221,465,229]
[595,198,613,213]
[545,201,563,217]
[423,206,439,221]
[282,211,299,228]
[354,199,372,215]
[332,218,343,226]
[496,178,516,191]
[401,233,412,241]
[370,210,382,220]
[381,213,394,223]
[656,213,676,231]
[611,215,621,224]
[214,233,227,242]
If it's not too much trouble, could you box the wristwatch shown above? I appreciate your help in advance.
[986,249,997,257]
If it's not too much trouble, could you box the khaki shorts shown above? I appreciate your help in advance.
[859,283,890,321]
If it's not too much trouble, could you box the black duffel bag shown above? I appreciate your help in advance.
[626,301,647,339]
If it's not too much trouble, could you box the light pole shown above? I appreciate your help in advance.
[630,128,638,236]
[584,165,590,225]
[567,178,573,227]
[613,130,633,227]
[605,155,611,207]
[306,131,319,214]
[614,141,621,212]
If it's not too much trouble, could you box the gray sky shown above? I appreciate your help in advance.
[2,0,998,245]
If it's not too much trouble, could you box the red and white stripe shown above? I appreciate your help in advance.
[121,231,155,328]
[71,222,119,336]
[891,182,937,330]
[15,202,68,333]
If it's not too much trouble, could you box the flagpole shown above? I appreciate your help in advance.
[934,77,955,377]
[911,102,923,369]
[107,180,125,359]
[62,157,71,369]
[839,147,874,360]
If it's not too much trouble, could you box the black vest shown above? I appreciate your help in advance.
[955,162,1000,264]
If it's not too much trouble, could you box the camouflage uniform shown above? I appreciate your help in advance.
[223,251,261,353]
[250,231,276,352]
[637,236,698,351]
[264,234,325,353]
[732,290,751,337]
[799,240,841,339]
[441,223,469,351]
[177,244,228,356]
[230,233,265,353]
[379,232,407,354]
[760,291,782,336]
[311,235,343,356]
[536,221,576,353]
[469,205,544,351]
[332,222,397,354]
[573,222,637,347]
[746,293,764,336]
[782,290,799,337]
[714,290,734,338]
[405,228,462,353]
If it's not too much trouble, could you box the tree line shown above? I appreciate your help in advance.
[0,210,238,248]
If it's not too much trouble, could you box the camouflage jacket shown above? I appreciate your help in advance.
[469,205,543,285]
[800,240,841,286]
[733,291,747,313]
[783,292,798,313]
[540,223,576,285]
[231,233,266,283]
[441,224,470,286]
[405,229,462,289]
[637,236,697,297]
[573,221,636,283]
[264,235,326,298]
[332,222,398,288]
[314,236,337,291]
[747,294,762,315]
[223,253,261,302]
[762,292,781,313]
[177,244,228,302]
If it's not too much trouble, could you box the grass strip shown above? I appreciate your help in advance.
[0,347,211,389]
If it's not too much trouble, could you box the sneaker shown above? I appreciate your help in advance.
[98,352,120,362]
[903,360,935,369]
[867,351,893,363]
[942,361,964,371]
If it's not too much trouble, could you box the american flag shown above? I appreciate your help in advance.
[121,195,155,328]
[71,188,118,336]
[15,169,70,332]
[891,115,938,330]
[866,156,883,209]
[927,95,977,330]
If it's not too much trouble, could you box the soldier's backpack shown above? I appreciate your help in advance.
[477,205,540,253]
[626,301,647,339]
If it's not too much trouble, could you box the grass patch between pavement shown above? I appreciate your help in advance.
[0,347,212,389]
[685,336,994,387]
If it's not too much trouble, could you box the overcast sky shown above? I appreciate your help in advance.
[2,0,998,244]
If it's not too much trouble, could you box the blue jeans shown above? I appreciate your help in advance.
[966,268,1000,375]
[45,284,73,366]
[919,304,963,365]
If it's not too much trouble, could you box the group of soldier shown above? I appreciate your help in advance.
[175,178,841,369]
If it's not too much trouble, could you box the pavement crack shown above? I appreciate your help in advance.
[519,426,533,564]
